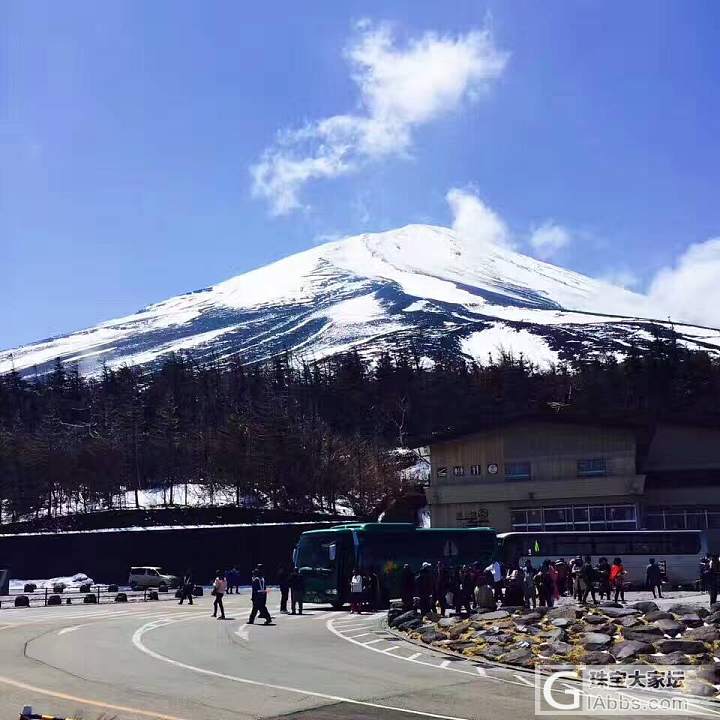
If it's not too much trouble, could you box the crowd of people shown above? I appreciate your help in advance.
[395,555,671,616]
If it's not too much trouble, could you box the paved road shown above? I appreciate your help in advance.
[0,596,704,720]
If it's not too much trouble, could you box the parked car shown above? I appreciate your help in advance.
[128,566,179,591]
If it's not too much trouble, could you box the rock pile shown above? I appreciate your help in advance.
[389,601,720,697]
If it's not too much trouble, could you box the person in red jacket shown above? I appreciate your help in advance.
[610,557,626,603]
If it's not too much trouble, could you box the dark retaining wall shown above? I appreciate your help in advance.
[0,521,339,585]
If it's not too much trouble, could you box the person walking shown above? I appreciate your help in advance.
[350,568,364,614]
[580,556,597,604]
[709,555,720,607]
[597,557,611,600]
[277,564,290,613]
[415,562,434,615]
[486,559,503,603]
[212,570,227,619]
[610,557,627,603]
[178,568,194,605]
[289,566,305,615]
[248,566,273,625]
[646,558,663,599]
[521,559,536,609]
[400,564,415,610]
[434,562,450,617]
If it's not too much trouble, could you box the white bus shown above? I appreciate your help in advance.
[498,530,708,588]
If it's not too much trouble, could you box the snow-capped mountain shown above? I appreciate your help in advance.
[3,224,720,376]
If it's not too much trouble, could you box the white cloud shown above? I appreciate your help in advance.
[529,221,571,259]
[446,187,511,248]
[600,268,641,290]
[251,22,508,215]
[646,238,720,328]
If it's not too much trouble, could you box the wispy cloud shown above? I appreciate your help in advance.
[528,221,571,260]
[446,187,511,248]
[251,21,508,215]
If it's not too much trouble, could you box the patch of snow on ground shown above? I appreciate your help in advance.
[461,324,560,369]
[10,573,93,591]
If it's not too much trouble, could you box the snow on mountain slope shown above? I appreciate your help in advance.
[2,224,719,376]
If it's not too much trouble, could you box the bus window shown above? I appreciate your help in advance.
[296,535,338,575]
[555,536,593,558]
[594,535,631,557]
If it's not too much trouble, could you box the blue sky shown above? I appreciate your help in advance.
[3,1,720,347]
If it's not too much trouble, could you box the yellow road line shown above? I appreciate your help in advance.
[0,674,189,720]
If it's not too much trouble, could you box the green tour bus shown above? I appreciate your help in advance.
[294,522,497,608]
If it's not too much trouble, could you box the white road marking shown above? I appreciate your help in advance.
[346,632,373,639]
[513,673,535,687]
[235,624,250,641]
[312,611,338,621]
[325,617,530,689]
[383,646,401,653]
[57,625,84,635]
[363,638,385,646]
[475,666,487,676]
[132,618,474,720]
[440,660,451,669]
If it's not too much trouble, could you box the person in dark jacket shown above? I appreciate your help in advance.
[596,557,611,600]
[400,564,415,610]
[646,558,663,598]
[434,562,450,617]
[415,562,434,615]
[580,556,597,604]
[709,555,720,606]
[248,566,272,625]
[289,566,305,615]
[178,569,194,605]
[277,564,290,613]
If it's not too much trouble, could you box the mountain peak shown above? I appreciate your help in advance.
[2,224,719,377]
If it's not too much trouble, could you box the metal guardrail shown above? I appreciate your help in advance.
[0,583,182,608]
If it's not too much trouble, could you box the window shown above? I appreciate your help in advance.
[577,458,607,477]
[452,465,465,477]
[505,462,531,481]
[544,507,572,530]
[469,464,481,476]
[510,504,637,532]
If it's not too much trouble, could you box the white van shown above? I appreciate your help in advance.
[128,566,179,591]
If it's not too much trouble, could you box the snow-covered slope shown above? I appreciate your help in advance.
[3,224,720,376]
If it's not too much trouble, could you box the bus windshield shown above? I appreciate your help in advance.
[295,534,339,576]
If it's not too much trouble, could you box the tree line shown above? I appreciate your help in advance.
[1,332,719,525]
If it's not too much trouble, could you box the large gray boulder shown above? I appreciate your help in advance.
[545,640,572,655]
[551,617,571,627]
[654,639,708,655]
[598,601,623,608]
[622,626,664,642]
[420,628,441,643]
[583,632,612,650]
[517,612,543,624]
[610,640,654,660]
[397,618,422,631]
[501,647,534,667]
[652,651,690,665]
[480,645,506,660]
[583,651,615,664]
[680,614,703,628]
[704,610,720,625]
[540,627,565,642]
[668,603,702,616]
[479,610,510,621]
[438,616,461,628]
[629,601,659,613]
[685,625,720,642]
[644,610,674,622]
[547,605,580,620]
[390,610,418,628]
[600,606,641,618]
[654,618,685,636]
[615,615,641,628]
[584,614,609,625]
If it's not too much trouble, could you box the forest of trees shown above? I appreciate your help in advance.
[1,334,720,526]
